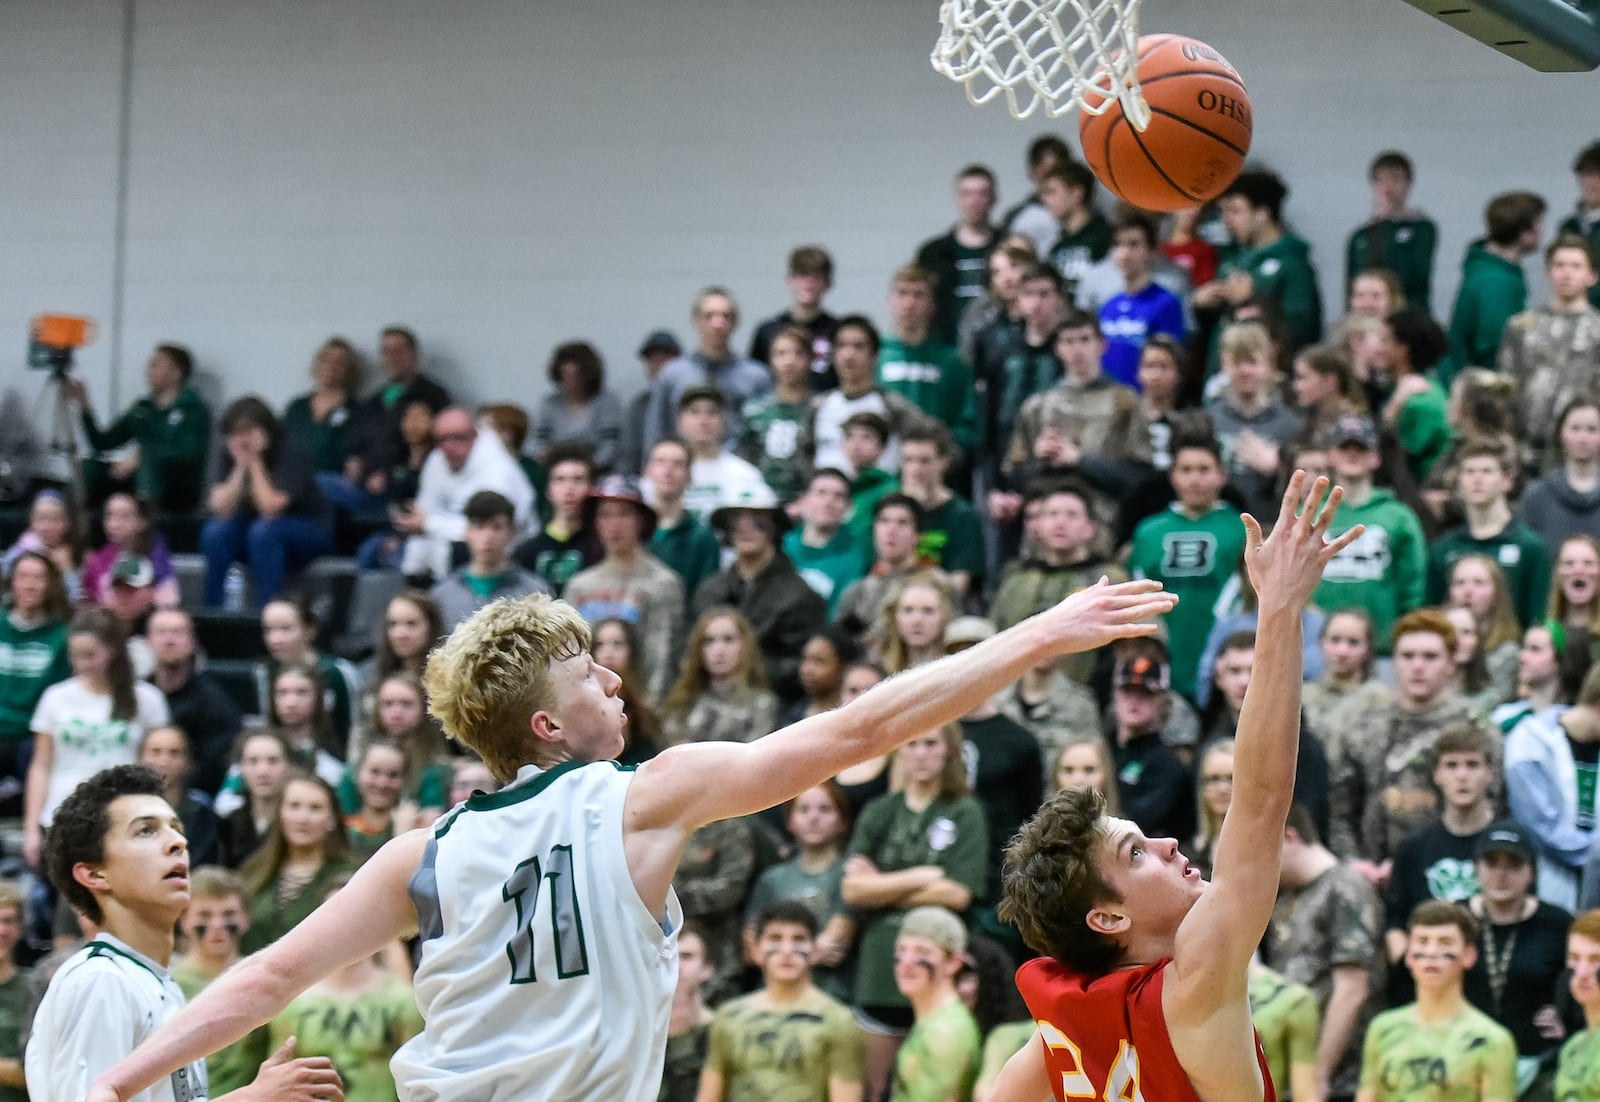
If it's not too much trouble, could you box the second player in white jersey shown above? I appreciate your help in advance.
[394,760,680,1100]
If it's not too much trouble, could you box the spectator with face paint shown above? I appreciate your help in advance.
[171,867,268,1096]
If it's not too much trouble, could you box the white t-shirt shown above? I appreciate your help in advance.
[30,678,170,825]
[810,390,902,476]
[683,453,767,523]
[27,933,208,1101]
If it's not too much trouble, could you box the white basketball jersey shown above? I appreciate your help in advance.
[27,934,208,1102]
[393,760,682,1101]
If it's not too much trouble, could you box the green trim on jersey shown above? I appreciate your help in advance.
[87,938,164,983]
[438,760,640,837]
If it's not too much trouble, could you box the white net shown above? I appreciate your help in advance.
[931,0,1150,128]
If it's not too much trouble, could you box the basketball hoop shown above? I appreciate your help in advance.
[931,0,1152,130]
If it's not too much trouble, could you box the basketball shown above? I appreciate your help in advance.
[1078,34,1252,212]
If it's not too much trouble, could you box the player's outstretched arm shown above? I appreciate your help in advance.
[631,579,1177,833]
[86,829,428,1102]
[1167,473,1362,1012]
[987,1031,1052,1102]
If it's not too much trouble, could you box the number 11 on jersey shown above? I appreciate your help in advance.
[503,843,591,984]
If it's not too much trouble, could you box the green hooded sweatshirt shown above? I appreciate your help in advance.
[1312,488,1427,654]
[1230,233,1323,351]
[1446,241,1527,385]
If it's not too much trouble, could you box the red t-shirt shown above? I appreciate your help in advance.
[1160,240,1219,290]
[1015,956,1276,1102]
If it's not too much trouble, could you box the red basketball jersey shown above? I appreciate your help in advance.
[1015,957,1277,1102]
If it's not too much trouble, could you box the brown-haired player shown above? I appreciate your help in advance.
[989,473,1363,1102]
[89,572,1176,1099]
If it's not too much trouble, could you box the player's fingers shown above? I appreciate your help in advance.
[1277,468,1306,524]
[1241,512,1263,552]
[1322,523,1366,560]
[264,1036,297,1067]
[1111,622,1161,639]
[1310,484,1344,533]
[1296,475,1330,533]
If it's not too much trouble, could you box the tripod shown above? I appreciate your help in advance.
[26,349,86,511]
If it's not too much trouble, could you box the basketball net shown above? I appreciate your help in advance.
[931,0,1152,129]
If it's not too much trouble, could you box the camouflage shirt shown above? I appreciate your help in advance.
[675,817,760,1001]
[1498,304,1600,470]
[998,672,1101,775]
[662,685,779,748]
[1556,1026,1600,1102]
[563,554,685,705]
[1326,691,1498,863]
[1270,861,1385,1099]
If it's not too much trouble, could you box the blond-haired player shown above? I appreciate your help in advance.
[88,577,1175,1101]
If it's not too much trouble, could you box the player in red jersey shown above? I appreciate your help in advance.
[991,471,1362,1102]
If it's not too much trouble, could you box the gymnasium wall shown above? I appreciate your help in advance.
[1,0,1593,414]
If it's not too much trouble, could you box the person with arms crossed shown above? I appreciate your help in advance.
[88,579,1176,1101]
[28,765,341,1102]
[988,471,1362,1102]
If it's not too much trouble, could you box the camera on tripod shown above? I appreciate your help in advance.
[28,314,96,377]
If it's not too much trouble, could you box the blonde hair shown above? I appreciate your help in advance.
[0,879,22,917]
[1050,733,1122,816]
[1551,535,1600,633]
[1220,320,1273,366]
[189,866,247,904]
[1194,739,1235,850]
[876,572,955,675]
[424,595,591,780]
[1448,553,1521,653]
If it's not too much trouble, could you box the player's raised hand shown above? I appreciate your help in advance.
[1039,577,1177,656]
[1241,470,1364,611]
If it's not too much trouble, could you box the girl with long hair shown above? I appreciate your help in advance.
[81,492,179,609]
[780,627,864,727]
[364,591,443,689]
[1191,739,1236,880]
[1290,342,1364,445]
[842,723,987,1095]
[343,739,413,863]
[240,772,354,952]
[24,607,169,867]
[1049,732,1122,816]
[3,488,84,600]
[217,727,292,869]
[831,662,890,817]
[1520,394,1600,548]
[1303,609,1390,718]
[660,608,777,747]
[0,551,72,810]
[1446,554,1522,709]
[873,573,954,675]
[268,665,346,785]
[341,672,450,821]
[255,593,361,756]
[591,617,661,763]
[1550,535,1600,639]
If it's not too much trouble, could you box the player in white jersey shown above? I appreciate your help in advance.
[28,764,341,1102]
[88,581,1177,1102]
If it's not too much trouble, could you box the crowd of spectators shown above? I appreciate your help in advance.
[2,132,1600,1100]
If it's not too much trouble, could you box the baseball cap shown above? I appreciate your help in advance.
[110,554,155,589]
[1475,820,1535,865]
[637,330,682,358]
[677,383,725,411]
[944,616,996,651]
[1114,653,1169,693]
[1329,413,1379,451]
[898,906,968,956]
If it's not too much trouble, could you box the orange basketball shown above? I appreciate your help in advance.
[1078,34,1252,212]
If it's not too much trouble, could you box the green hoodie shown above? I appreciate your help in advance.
[0,616,69,742]
[1446,241,1527,385]
[81,384,212,510]
[1312,488,1427,654]
[1229,233,1323,350]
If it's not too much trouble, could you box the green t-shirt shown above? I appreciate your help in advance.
[1249,964,1318,1101]
[976,1021,1036,1098]
[267,975,424,1102]
[1359,1001,1517,1101]
[739,395,816,505]
[914,494,986,585]
[337,759,452,816]
[0,615,69,743]
[1556,1025,1600,1102]
[705,987,864,1102]
[281,394,360,475]
[1127,502,1247,700]
[172,956,272,1095]
[1425,521,1553,629]
[847,468,899,548]
[889,997,981,1102]
[782,527,866,619]
[848,793,988,1009]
